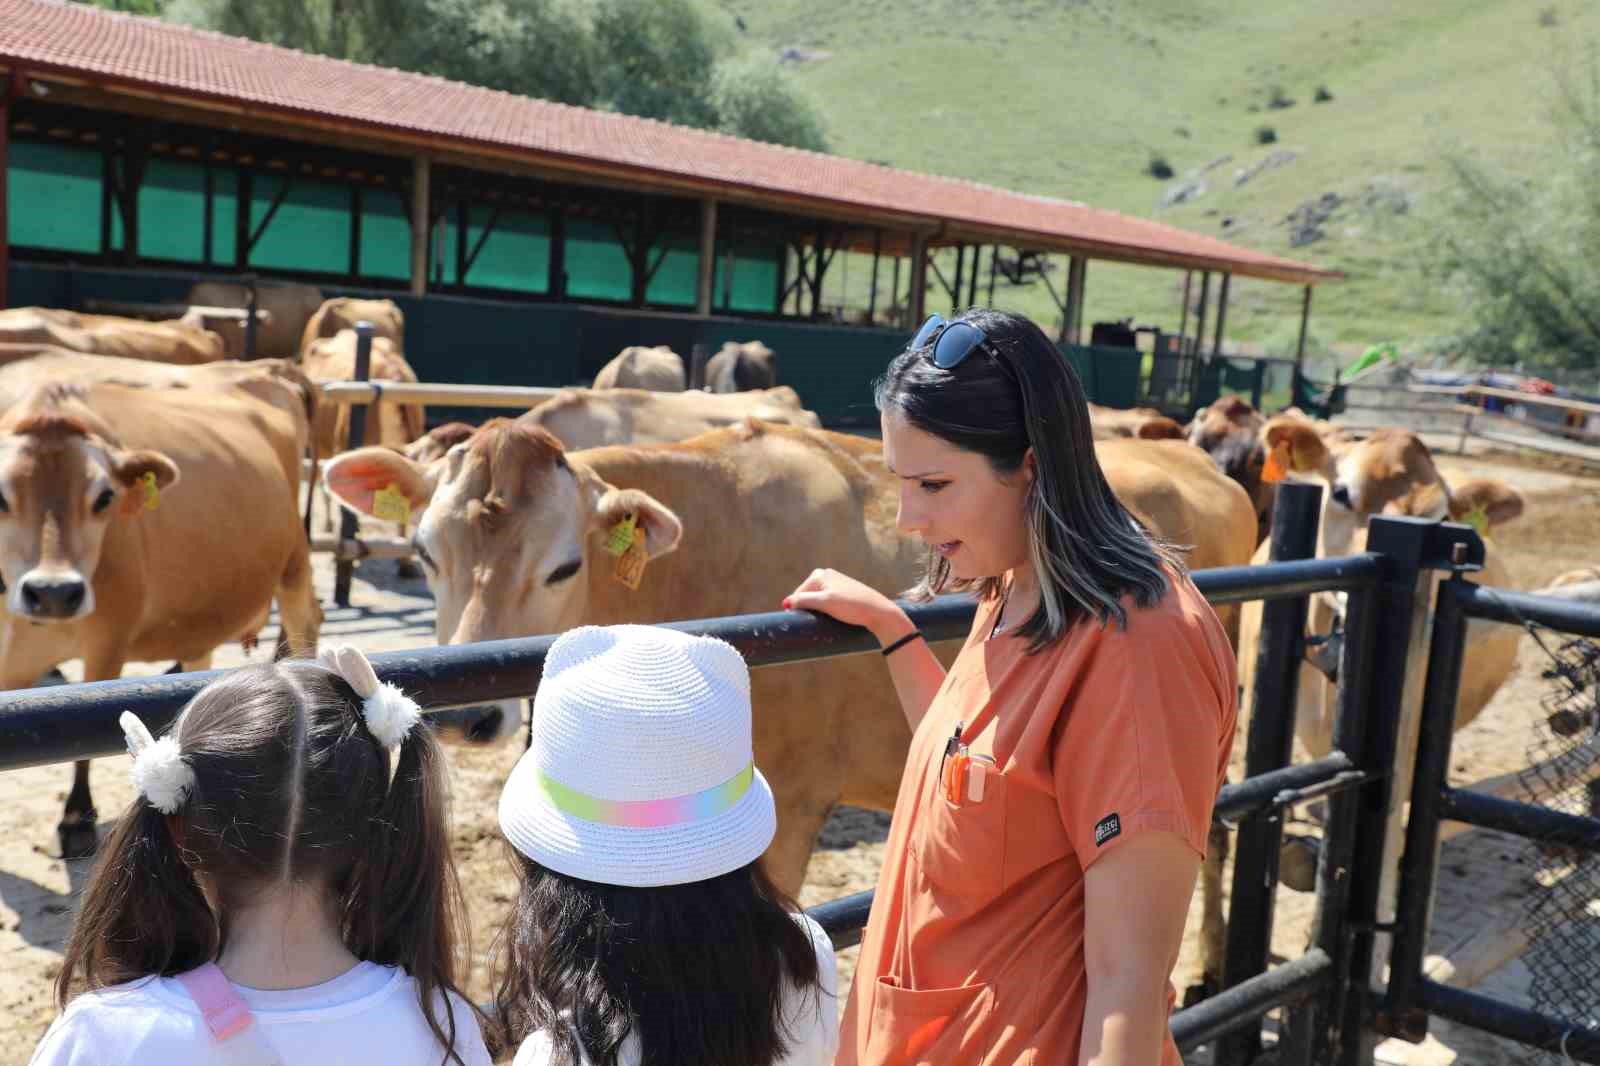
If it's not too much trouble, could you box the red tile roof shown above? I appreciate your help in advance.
[0,0,1337,284]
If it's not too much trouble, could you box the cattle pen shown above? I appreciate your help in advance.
[1,0,1341,425]
[3,484,1598,1066]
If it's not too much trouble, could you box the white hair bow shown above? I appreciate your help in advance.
[120,711,195,814]
[318,645,422,749]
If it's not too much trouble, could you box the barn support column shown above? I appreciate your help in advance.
[1191,271,1212,358]
[1178,270,1193,346]
[1211,272,1231,357]
[409,156,430,296]
[909,233,928,325]
[696,198,717,316]
[0,87,10,312]
[1062,256,1087,345]
[1292,284,1314,403]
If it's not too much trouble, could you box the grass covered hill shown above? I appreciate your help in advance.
[720,0,1599,357]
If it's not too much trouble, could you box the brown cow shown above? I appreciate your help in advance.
[299,297,406,353]
[704,340,777,392]
[323,421,1257,896]
[1186,395,1273,542]
[1087,402,1186,441]
[0,308,223,365]
[185,280,325,359]
[593,346,686,392]
[301,329,425,459]
[0,381,322,856]
[403,422,478,465]
[520,386,819,450]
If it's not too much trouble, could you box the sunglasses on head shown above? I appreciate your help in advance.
[910,313,992,369]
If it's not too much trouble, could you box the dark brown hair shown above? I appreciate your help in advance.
[56,661,479,1066]
[490,854,826,1066]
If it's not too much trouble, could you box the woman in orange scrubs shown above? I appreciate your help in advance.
[784,309,1237,1066]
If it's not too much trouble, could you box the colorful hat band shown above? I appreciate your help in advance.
[537,762,754,828]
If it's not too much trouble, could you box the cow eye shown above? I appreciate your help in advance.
[546,559,582,585]
[93,489,116,515]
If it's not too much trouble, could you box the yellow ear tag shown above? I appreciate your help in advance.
[139,471,160,511]
[604,514,638,558]
[1461,504,1489,537]
[372,483,411,525]
[1262,441,1290,484]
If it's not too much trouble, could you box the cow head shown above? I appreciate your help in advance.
[1188,396,1271,538]
[1261,417,1522,557]
[0,406,179,623]
[325,419,683,739]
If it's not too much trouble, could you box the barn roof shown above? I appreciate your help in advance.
[0,0,1337,284]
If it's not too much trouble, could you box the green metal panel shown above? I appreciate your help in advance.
[463,206,550,294]
[565,218,632,301]
[644,235,699,307]
[359,188,409,281]
[1088,346,1143,408]
[696,318,904,426]
[212,169,238,266]
[1058,345,1095,398]
[137,157,207,263]
[713,240,781,314]
[9,141,102,254]
[249,175,349,273]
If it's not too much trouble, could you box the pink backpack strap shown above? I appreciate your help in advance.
[173,963,281,1063]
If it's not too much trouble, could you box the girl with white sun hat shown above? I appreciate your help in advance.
[491,623,838,1066]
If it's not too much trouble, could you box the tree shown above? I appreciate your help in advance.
[1430,59,1600,370]
[161,0,830,151]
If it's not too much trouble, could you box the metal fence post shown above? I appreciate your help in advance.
[1331,517,1476,1066]
[1382,567,1474,1040]
[1278,573,1380,1066]
[243,273,258,360]
[332,322,374,608]
[1217,481,1323,1066]
[689,342,709,390]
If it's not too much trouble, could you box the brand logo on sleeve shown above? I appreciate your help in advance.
[1094,812,1122,847]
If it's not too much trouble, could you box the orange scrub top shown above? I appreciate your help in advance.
[837,569,1237,1066]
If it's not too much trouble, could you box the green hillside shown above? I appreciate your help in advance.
[718,0,1596,359]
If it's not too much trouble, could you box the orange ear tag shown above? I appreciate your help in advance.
[372,483,411,525]
[139,471,160,511]
[1262,441,1290,484]
[614,534,648,590]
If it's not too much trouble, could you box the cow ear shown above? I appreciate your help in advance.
[324,447,435,518]
[591,487,683,560]
[1262,416,1331,475]
[113,449,180,492]
[1448,478,1524,530]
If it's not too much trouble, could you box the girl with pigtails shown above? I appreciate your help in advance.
[30,647,493,1066]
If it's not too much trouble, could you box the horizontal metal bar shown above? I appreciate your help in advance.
[1440,787,1600,853]
[0,598,979,773]
[1212,752,1367,822]
[1452,582,1600,637]
[1191,554,1383,606]
[1170,949,1333,1051]
[1417,980,1600,1064]
[0,557,1382,773]
[805,890,873,951]
[320,381,564,409]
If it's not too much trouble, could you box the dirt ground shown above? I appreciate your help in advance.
[0,446,1594,1064]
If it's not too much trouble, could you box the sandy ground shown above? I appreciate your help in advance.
[0,446,1595,1064]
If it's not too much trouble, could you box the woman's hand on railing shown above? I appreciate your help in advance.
[783,568,916,648]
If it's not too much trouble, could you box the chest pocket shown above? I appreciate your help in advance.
[911,760,1009,903]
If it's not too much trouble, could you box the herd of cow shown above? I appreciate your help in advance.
[0,285,1594,1003]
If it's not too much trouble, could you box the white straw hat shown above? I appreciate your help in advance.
[499,624,776,887]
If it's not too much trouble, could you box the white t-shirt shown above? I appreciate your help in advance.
[513,913,838,1066]
[30,960,492,1066]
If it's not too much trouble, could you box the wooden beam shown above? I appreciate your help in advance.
[1178,270,1192,346]
[1212,272,1231,357]
[696,197,716,316]
[0,90,9,311]
[410,155,429,296]
[1073,258,1088,343]
[1295,283,1313,370]
[1192,271,1212,358]
[1063,256,1088,344]
[909,232,928,324]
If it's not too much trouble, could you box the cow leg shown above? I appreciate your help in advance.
[58,648,129,859]
[59,760,98,860]
[761,789,836,900]
[1190,819,1231,1005]
[274,539,324,659]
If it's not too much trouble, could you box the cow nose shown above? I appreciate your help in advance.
[20,575,87,618]
[1330,484,1352,509]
